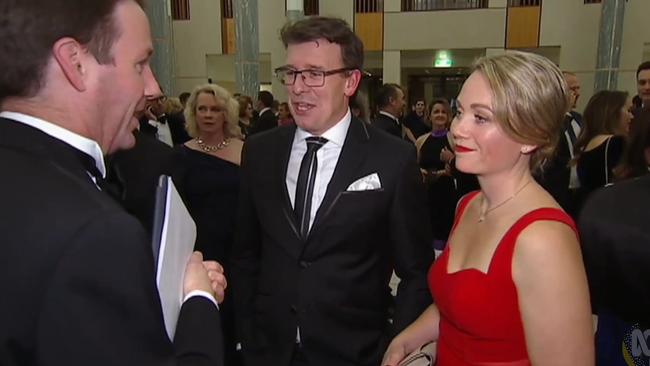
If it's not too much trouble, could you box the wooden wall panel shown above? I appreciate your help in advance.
[355,13,383,52]
[222,18,236,55]
[506,6,540,49]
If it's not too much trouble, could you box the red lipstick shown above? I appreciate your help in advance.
[454,145,475,153]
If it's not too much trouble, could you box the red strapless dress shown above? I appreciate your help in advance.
[428,191,577,365]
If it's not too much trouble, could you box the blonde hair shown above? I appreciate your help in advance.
[473,51,570,172]
[184,84,242,139]
[163,97,183,115]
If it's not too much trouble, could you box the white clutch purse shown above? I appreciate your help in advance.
[398,342,437,366]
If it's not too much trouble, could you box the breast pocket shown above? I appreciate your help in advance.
[329,189,388,224]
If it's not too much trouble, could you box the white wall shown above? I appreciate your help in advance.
[171,0,222,96]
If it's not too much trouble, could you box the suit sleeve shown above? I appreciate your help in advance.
[37,211,223,366]
[230,139,262,350]
[389,145,435,335]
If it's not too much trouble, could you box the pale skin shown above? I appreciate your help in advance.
[383,72,594,366]
[185,91,243,166]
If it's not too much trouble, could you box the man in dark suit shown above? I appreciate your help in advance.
[231,17,433,366]
[139,93,191,146]
[0,1,225,365]
[249,90,278,135]
[537,71,582,217]
[372,83,406,139]
[105,129,176,234]
[579,175,650,360]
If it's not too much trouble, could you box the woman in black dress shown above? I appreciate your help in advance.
[415,98,458,252]
[574,90,633,212]
[172,83,244,366]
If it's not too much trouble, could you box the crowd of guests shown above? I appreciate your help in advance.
[2,2,650,366]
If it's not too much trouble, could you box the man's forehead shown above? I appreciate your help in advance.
[638,69,650,80]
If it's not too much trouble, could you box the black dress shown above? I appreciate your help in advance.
[419,132,458,247]
[576,135,625,212]
[172,145,242,366]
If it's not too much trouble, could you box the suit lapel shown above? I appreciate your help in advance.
[274,125,302,241]
[307,118,370,240]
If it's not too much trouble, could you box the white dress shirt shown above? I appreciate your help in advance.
[378,110,400,126]
[0,111,106,179]
[286,109,351,231]
[564,113,582,189]
[148,117,173,147]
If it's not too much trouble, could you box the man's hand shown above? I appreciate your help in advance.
[183,252,227,303]
[203,260,227,303]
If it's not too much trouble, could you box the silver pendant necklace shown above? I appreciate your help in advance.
[478,180,532,223]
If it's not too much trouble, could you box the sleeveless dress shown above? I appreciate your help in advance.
[429,191,577,365]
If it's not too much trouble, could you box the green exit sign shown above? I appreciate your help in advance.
[435,51,452,68]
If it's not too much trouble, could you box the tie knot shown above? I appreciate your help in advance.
[305,136,328,151]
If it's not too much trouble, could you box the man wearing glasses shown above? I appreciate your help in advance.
[232,16,433,366]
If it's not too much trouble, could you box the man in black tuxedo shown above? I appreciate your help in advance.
[537,71,582,217]
[0,1,225,365]
[231,17,433,366]
[249,90,278,135]
[139,94,191,146]
[372,83,406,139]
[105,129,176,234]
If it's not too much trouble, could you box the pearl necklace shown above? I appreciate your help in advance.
[196,137,230,152]
[478,180,532,223]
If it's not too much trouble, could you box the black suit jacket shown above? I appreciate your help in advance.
[138,113,191,146]
[105,130,176,234]
[0,118,223,366]
[249,109,277,136]
[372,112,402,139]
[231,118,433,366]
[578,175,650,329]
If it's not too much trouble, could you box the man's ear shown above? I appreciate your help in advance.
[52,37,88,92]
[344,69,362,97]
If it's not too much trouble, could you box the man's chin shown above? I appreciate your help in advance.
[108,133,137,154]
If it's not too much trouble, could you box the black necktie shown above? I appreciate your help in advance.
[73,148,123,200]
[294,136,328,240]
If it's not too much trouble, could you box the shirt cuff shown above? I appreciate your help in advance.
[183,290,219,309]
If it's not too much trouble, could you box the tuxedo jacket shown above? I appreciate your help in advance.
[105,130,176,235]
[578,174,650,329]
[231,117,433,366]
[372,113,402,139]
[249,109,278,136]
[0,118,223,366]
[138,113,190,146]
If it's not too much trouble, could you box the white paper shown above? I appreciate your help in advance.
[155,176,196,340]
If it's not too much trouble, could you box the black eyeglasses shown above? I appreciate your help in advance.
[274,67,357,87]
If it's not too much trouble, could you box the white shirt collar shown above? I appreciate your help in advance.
[295,108,351,147]
[0,111,106,178]
[260,107,271,116]
[379,110,399,124]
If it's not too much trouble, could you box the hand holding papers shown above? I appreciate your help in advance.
[152,176,197,340]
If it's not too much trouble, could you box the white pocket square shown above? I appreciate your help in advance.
[346,173,382,191]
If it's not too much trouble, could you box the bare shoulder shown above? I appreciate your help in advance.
[515,219,579,263]
[512,219,582,286]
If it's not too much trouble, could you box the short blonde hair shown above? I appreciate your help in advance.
[184,84,241,139]
[473,51,570,172]
[163,97,183,115]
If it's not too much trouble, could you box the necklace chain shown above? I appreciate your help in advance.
[478,180,532,223]
[196,137,230,152]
